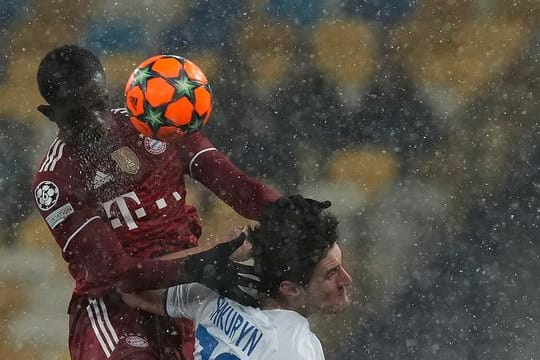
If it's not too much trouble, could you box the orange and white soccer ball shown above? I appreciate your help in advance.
[125,55,212,141]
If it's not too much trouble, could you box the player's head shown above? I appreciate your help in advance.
[37,45,112,147]
[37,44,108,109]
[250,195,352,315]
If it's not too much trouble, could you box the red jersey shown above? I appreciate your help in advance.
[32,108,280,300]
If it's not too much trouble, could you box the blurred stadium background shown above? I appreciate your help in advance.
[0,0,538,359]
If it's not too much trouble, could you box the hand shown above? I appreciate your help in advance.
[184,233,260,307]
[229,228,252,262]
[287,194,331,211]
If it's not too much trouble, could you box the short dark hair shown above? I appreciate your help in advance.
[37,44,105,105]
[250,196,339,297]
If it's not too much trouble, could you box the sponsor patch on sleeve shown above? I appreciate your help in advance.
[45,203,74,229]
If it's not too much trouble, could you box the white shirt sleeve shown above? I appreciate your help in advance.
[164,283,216,319]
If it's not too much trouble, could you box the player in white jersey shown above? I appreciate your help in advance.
[123,195,353,359]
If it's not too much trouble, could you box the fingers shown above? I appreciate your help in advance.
[286,195,332,211]
[273,195,332,212]
[219,232,247,256]
[229,239,253,262]
[221,287,259,308]
[305,198,332,209]
[233,273,260,289]
[230,261,257,275]
[320,200,332,209]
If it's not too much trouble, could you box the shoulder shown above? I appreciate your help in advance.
[33,137,78,187]
[175,282,216,300]
[33,137,87,212]
[266,310,325,359]
[109,107,131,132]
[109,107,132,131]
[165,283,217,318]
[35,137,69,174]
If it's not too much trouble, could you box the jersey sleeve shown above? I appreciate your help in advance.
[176,131,281,220]
[32,161,192,295]
[164,283,216,319]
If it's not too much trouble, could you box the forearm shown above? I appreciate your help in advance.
[121,289,167,315]
[177,131,280,220]
[108,256,192,293]
[157,243,217,260]
[67,219,195,293]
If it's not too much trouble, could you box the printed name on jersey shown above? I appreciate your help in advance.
[45,202,74,229]
[35,181,60,211]
[92,170,113,189]
[208,297,264,356]
[111,146,140,174]
[143,137,167,155]
[39,138,66,173]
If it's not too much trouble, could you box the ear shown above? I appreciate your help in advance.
[279,280,302,298]
[37,104,55,121]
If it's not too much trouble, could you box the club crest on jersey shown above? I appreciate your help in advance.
[35,181,59,211]
[111,147,139,174]
[124,334,149,348]
[144,137,167,155]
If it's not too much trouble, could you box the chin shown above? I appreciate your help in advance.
[320,300,351,314]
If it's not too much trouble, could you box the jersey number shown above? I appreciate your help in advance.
[197,325,240,360]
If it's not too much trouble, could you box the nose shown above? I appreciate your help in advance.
[339,267,353,286]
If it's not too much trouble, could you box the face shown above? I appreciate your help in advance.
[301,243,353,315]
[78,70,109,108]
[57,70,113,148]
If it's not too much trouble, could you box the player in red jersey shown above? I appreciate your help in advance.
[32,45,281,360]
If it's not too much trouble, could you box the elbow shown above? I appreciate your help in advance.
[106,257,146,293]
[113,279,139,293]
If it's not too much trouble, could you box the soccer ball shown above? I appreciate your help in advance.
[124,55,212,141]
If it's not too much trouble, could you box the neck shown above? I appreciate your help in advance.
[57,108,116,152]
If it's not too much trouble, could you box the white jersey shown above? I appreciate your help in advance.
[165,283,325,360]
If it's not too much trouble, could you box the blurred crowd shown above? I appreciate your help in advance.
[0,0,538,359]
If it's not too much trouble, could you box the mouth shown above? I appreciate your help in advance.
[338,287,349,301]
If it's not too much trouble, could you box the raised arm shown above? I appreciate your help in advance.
[32,170,258,301]
[177,131,281,220]
[58,211,195,294]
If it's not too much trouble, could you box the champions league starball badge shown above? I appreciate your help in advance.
[35,181,60,211]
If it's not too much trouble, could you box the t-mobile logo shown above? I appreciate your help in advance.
[102,191,146,230]
[101,191,183,230]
